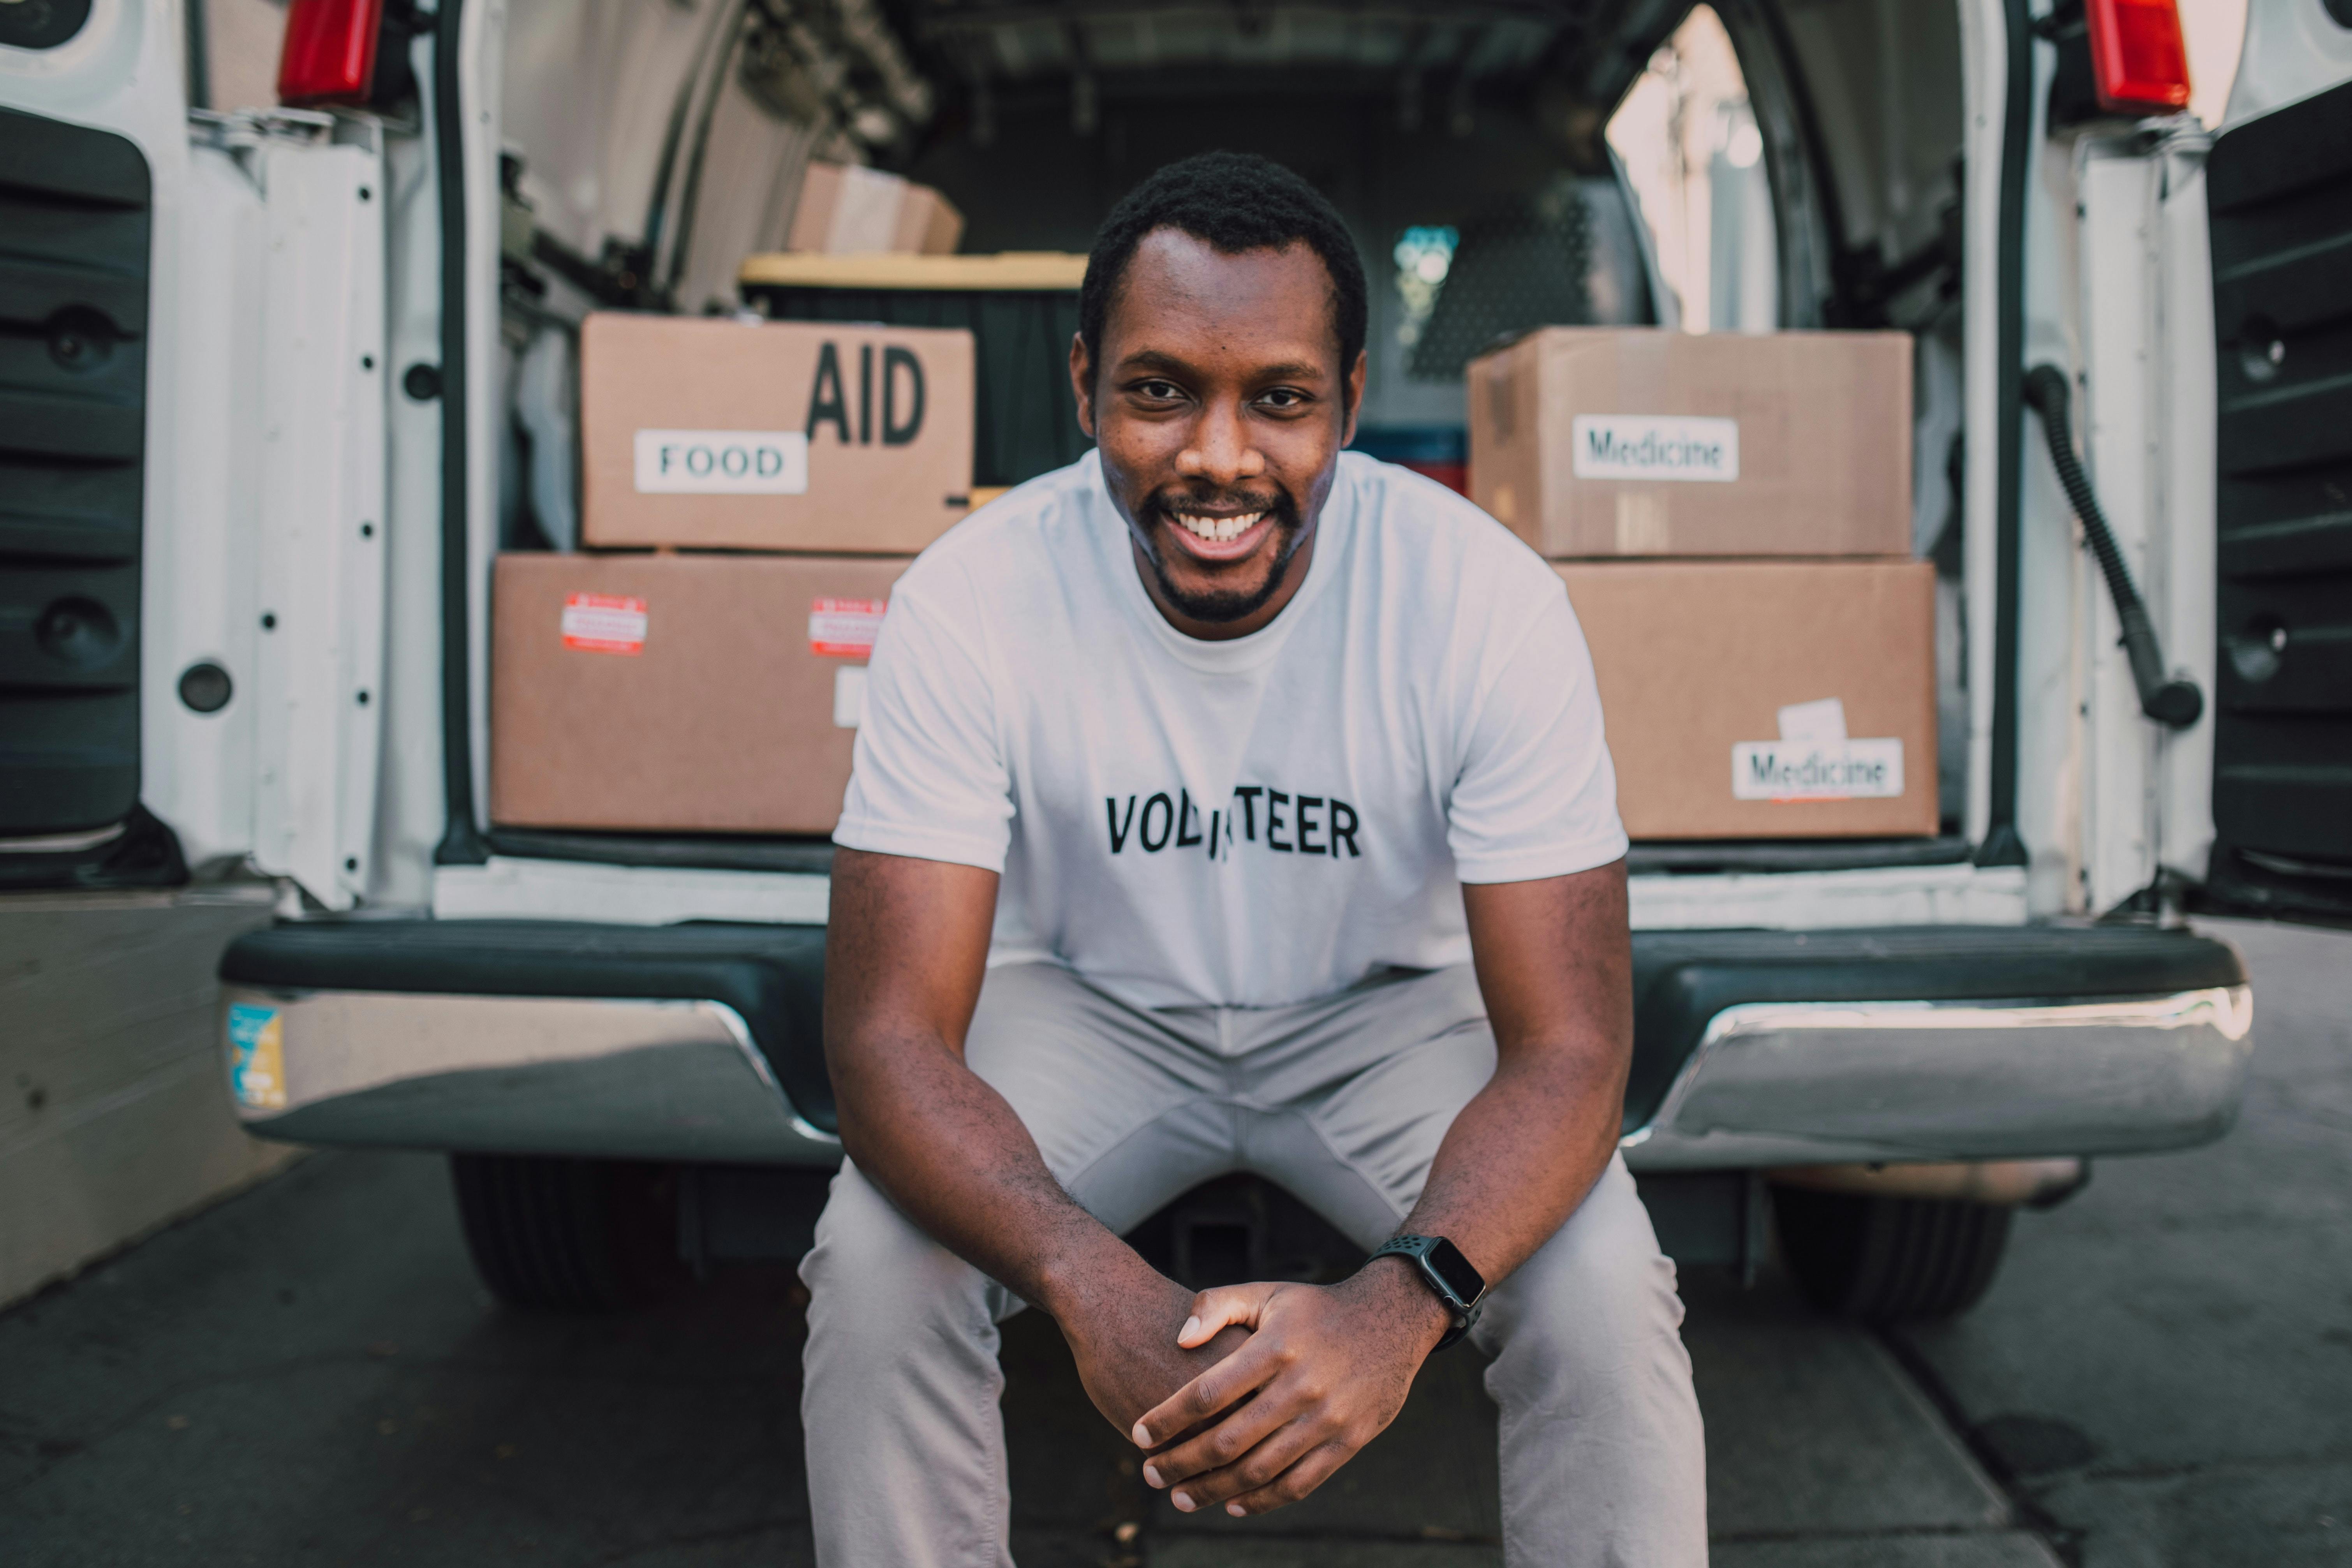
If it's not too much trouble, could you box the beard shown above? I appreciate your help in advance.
[1134,485,1308,625]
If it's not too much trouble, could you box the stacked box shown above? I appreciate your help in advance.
[1554,559,1938,840]
[492,553,907,835]
[577,312,976,553]
[491,305,985,836]
[786,163,965,257]
[1469,327,1936,840]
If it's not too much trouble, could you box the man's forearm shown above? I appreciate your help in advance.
[832,1026,1145,1316]
[1393,1040,1625,1290]
[1400,864,1633,1293]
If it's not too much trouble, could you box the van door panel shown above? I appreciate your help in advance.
[245,129,391,910]
[0,105,151,835]
[2206,74,2352,915]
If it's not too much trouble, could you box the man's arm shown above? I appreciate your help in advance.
[1129,859,1632,1516]
[823,847,1245,1432]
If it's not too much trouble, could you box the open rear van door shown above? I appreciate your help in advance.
[2202,18,2352,923]
[0,7,172,881]
[1,4,391,906]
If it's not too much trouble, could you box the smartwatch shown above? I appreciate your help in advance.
[1370,1234,1487,1350]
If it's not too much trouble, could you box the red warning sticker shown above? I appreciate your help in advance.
[561,593,648,655]
[809,597,887,658]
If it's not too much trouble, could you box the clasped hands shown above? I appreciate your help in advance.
[1063,1256,1453,1519]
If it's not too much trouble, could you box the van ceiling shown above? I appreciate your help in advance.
[898,0,1688,114]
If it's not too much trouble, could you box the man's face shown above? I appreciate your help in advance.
[1074,229,1365,632]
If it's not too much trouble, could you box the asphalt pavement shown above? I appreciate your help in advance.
[2,917,2344,1567]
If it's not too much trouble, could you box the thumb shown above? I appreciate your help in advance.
[1175,1282,1281,1349]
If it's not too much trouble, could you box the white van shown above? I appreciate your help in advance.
[4,0,2343,1318]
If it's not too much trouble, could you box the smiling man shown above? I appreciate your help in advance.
[804,152,1706,1566]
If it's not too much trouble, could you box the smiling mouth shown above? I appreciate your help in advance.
[1170,510,1267,545]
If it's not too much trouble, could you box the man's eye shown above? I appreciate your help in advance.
[1136,380,1182,400]
[1259,388,1308,409]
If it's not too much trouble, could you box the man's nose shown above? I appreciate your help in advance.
[1175,397,1267,486]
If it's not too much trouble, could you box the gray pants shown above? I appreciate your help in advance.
[800,962,1707,1567]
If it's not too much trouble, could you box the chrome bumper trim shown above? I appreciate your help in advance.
[1622,986,2254,1171]
[221,986,842,1165]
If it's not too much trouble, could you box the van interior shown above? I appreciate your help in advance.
[481,0,1972,866]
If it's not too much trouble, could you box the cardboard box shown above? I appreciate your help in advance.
[1471,328,1913,559]
[491,552,909,834]
[788,162,965,255]
[1560,559,1938,839]
[579,312,975,552]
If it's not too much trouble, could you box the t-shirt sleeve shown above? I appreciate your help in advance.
[1446,577,1628,883]
[832,572,1015,872]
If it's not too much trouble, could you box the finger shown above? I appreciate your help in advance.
[1164,1417,1328,1513]
[1176,1282,1282,1349]
[1131,1337,1285,1448]
[1141,1385,1295,1490]
[1219,1439,1354,1518]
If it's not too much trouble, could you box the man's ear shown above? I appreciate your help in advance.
[1339,349,1368,449]
[1069,333,1098,440]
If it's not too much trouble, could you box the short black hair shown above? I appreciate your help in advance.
[1078,152,1369,381]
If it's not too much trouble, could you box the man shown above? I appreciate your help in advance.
[804,151,1706,1566]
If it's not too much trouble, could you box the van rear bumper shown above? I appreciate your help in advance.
[1620,985,2253,1170]
[220,985,842,1164]
[218,918,2253,1171]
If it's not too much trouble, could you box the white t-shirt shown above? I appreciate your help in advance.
[834,449,1626,1012]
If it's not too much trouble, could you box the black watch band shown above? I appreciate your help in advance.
[1371,1235,1487,1351]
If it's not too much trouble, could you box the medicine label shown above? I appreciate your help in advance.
[1572,415,1739,483]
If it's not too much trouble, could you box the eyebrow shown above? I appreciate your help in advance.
[1116,349,1328,383]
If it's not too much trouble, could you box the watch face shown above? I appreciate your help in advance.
[1424,1237,1486,1305]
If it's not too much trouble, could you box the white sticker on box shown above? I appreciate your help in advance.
[1732,738,1905,800]
[562,593,647,655]
[810,597,886,657]
[1571,415,1739,482]
[633,429,809,494]
[1776,697,1848,743]
[834,665,868,728]
[828,165,907,254]
[1732,696,1901,800]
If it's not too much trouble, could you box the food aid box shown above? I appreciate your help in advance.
[579,312,975,552]
[787,162,965,256]
[491,552,908,834]
[738,251,1093,490]
[1471,328,1913,559]
[1557,559,1938,839]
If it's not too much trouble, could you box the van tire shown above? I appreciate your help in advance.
[1774,1187,2013,1323]
[449,1154,676,1311]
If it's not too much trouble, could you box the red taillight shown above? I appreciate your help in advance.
[277,0,384,107]
[2085,0,2192,113]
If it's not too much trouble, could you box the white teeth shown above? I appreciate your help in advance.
[1173,511,1264,544]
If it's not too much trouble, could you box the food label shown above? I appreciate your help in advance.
[226,1002,287,1110]
[1571,415,1739,483]
[633,428,809,494]
[562,593,648,655]
[810,597,886,657]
